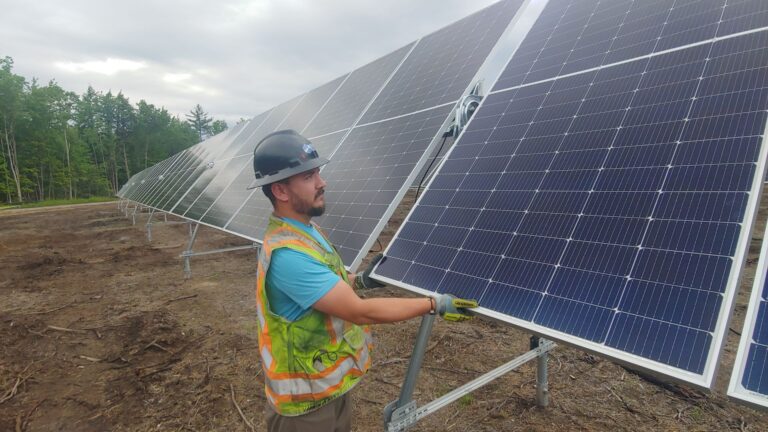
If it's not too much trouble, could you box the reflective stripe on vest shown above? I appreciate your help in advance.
[256,215,372,416]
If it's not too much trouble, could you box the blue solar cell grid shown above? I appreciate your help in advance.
[494,0,768,92]
[376,30,768,385]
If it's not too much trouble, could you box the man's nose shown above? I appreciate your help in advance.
[317,175,327,189]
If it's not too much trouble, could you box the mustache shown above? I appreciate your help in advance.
[315,189,325,199]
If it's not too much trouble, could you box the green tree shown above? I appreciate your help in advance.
[0,56,228,202]
[0,56,25,202]
[210,119,228,135]
[186,104,212,142]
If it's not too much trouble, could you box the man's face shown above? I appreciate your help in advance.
[284,167,327,217]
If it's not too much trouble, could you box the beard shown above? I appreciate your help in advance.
[293,189,325,217]
[308,204,325,217]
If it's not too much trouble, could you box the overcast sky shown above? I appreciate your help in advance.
[2,0,500,126]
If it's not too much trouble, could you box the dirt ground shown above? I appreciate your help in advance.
[1,192,767,431]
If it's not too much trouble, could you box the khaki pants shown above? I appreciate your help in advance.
[265,393,351,432]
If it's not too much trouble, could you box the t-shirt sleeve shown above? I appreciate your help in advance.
[267,248,341,309]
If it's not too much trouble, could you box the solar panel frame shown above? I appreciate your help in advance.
[372,28,768,388]
[729,201,768,409]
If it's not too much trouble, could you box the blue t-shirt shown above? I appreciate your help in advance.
[265,217,341,321]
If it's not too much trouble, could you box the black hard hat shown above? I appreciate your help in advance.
[247,129,329,189]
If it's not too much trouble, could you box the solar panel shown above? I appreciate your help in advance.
[156,131,239,212]
[374,29,768,388]
[120,171,144,200]
[220,0,527,269]
[303,44,415,139]
[493,0,768,92]
[130,153,186,205]
[171,119,254,215]
[152,148,210,210]
[278,75,348,133]
[359,0,525,124]
[317,104,456,268]
[729,219,768,409]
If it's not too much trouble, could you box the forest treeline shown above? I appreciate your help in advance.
[0,56,230,203]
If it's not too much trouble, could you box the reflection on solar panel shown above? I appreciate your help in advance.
[318,104,456,267]
[375,18,768,388]
[170,120,253,215]
[360,0,524,124]
[278,75,348,133]
[226,130,350,237]
[303,44,415,139]
[157,130,239,211]
[200,94,310,228]
[730,221,768,408]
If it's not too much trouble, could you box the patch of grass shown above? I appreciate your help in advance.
[459,394,474,406]
[0,196,116,210]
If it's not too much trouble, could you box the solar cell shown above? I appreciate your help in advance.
[375,30,768,387]
[359,0,525,124]
[729,213,768,408]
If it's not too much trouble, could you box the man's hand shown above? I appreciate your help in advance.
[354,253,386,290]
[436,294,478,322]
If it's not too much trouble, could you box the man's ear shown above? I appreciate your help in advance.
[271,181,290,203]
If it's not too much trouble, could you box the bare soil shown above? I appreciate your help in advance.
[1,193,767,431]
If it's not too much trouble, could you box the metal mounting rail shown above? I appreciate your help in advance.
[181,223,260,278]
[383,313,555,432]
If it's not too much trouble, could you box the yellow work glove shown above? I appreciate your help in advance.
[435,294,478,322]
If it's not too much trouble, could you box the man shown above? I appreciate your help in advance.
[249,129,477,432]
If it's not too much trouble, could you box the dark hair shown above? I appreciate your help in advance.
[262,180,288,205]
[262,184,277,205]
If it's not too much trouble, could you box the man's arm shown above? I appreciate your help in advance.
[313,279,432,325]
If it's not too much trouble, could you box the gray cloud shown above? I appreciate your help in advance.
[1,0,498,125]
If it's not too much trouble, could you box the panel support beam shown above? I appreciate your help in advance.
[146,208,155,242]
[180,222,260,278]
[383,313,555,431]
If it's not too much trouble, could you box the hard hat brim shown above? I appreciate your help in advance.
[246,157,330,190]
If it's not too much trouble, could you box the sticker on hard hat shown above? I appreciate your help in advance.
[303,143,317,157]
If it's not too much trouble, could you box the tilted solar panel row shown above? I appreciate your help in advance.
[375,0,768,390]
